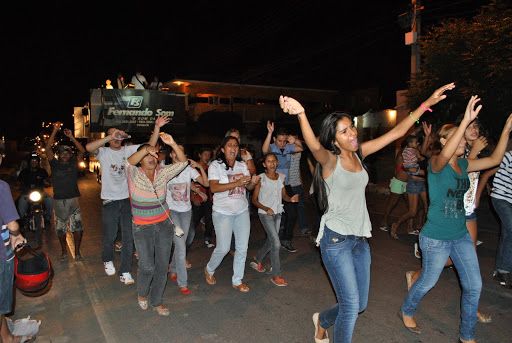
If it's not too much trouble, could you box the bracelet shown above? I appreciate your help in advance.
[409,112,420,124]
[420,103,433,112]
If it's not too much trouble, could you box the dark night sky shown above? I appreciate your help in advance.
[3,0,490,139]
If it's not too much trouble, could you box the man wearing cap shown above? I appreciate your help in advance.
[46,122,87,261]
[86,115,170,285]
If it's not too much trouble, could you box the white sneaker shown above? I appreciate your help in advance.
[120,272,135,285]
[104,261,116,276]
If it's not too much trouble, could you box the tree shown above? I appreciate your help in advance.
[407,0,512,136]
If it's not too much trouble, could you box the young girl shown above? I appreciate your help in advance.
[166,145,208,295]
[279,83,455,343]
[250,153,299,287]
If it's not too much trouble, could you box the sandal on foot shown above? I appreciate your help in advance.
[477,311,492,323]
[137,297,148,310]
[204,267,216,285]
[153,305,170,316]
[232,283,250,293]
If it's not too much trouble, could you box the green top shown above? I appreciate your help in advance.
[422,159,469,240]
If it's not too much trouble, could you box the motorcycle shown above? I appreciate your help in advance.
[20,188,47,248]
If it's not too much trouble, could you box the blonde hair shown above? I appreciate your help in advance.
[437,124,457,141]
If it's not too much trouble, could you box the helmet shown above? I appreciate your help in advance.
[14,246,53,296]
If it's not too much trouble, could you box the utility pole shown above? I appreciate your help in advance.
[403,0,424,80]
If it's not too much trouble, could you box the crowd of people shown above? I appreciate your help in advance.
[1,82,512,342]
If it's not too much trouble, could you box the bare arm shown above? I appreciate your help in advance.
[475,167,498,208]
[282,187,299,203]
[467,136,488,160]
[210,177,249,193]
[189,159,209,187]
[420,121,432,156]
[86,134,114,153]
[262,121,274,154]
[45,122,61,162]
[63,128,85,159]
[431,96,482,172]
[161,133,187,162]
[361,83,455,158]
[279,96,333,168]
[128,146,159,165]
[148,115,171,146]
[468,114,512,172]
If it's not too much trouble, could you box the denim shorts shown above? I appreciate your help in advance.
[0,258,14,314]
[406,179,426,194]
[465,211,477,221]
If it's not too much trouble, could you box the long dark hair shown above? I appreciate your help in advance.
[313,112,353,214]
[215,136,242,170]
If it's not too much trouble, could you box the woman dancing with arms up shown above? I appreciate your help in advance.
[279,83,455,343]
[400,96,512,343]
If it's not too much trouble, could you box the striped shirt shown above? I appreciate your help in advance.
[491,151,512,204]
[287,152,302,187]
[126,161,188,226]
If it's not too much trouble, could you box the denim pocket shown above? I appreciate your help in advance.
[322,229,348,250]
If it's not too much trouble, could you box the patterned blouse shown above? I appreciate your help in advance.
[126,161,188,225]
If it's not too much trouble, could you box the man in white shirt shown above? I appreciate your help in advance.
[131,72,147,89]
[86,115,170,285]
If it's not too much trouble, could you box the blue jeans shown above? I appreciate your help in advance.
[0,257,14,315]
[169,210,192,287]
[256,213,282,276]
[318,227,371,343]
[401,232,481,341]
[206,210,250,286]
[102,199,133,274]
[492,198,512,273]
[133,219,174,307]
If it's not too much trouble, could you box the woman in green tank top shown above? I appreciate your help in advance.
[400,95,512,343]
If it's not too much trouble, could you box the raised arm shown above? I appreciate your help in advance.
[262,121,274,154]
[467,136,488,160]
[420,121,432,157]
[189,159,209,187]
[361,82,455,158]
[287,135,304,152]
[279,96,332,167]
[160,133,186,162]
[128,145,159,165]
[467,113,512,172]
[148,115,171,147]
[45,122,62,162]
[63,128,85,159]
[431,96,482,172]
[86,130,119,153]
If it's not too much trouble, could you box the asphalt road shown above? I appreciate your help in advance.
[10,173,512,343]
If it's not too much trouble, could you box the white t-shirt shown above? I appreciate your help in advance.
[165,166,200,213]
[208,160,249,215]
[97,145,139,200]
[257,173,285,215]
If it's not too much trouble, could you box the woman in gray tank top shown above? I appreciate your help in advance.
[279,82,455,343]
